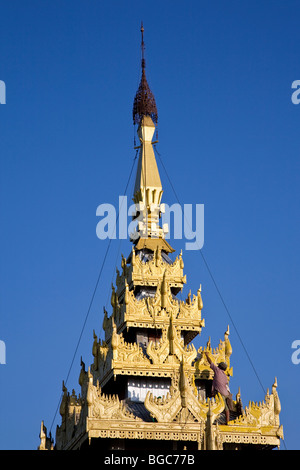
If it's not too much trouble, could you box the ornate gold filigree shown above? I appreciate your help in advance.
[230,378,283,431]
[86,371,140,421]
[195,326,233,379]
[144,361,225,424]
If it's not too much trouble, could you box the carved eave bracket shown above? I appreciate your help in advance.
[116,247,186,299]
[231,378,282,429]
[217,378,284,449]
[104,274,204,344]
[146,314,197,366]
[86,370,141,421]
[144,361,225,424]
[38,421,54,450]
[55,379,85,450]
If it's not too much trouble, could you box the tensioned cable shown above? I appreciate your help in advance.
[153,145,266,396]
[49,149,139,434]
[155,144,287,450]
[104,156,137,315]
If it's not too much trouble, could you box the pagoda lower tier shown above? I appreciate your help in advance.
[39,243,283,451]
[40,361,283,450]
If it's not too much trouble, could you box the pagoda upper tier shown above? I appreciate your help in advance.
[93,242,207,390]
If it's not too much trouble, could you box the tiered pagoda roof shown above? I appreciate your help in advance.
[38,25,283,452]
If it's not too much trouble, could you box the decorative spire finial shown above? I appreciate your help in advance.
[141,21,145,70]
[133,23,158,125]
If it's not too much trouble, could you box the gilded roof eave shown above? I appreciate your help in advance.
[53,366,283,450]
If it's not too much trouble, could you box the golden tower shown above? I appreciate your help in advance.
[39,25,283,451]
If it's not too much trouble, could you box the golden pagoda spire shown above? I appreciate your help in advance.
[132,23,167,244]
[39,24,283,453]
[132,115,165,241]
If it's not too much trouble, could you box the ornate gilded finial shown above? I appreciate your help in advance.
[111,284,116,313]
[79,356,87,386]
[133,22,158,125]
[141,21,145,70]
[168,313,176,356]
[92,331,98,358]
[224,325,232,359]
[131,246,136,266]
[197,285,203,310]
[161,271,168,309]
[179,250,184,269]
[124,279,129,305]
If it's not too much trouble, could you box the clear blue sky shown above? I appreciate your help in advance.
[0,0,299,450]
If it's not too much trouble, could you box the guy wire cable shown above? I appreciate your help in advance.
[153,144,267,396]
[155,143,287,449]
[49,149,139,434]
[104,138,140,316]
[104,164,136,314]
